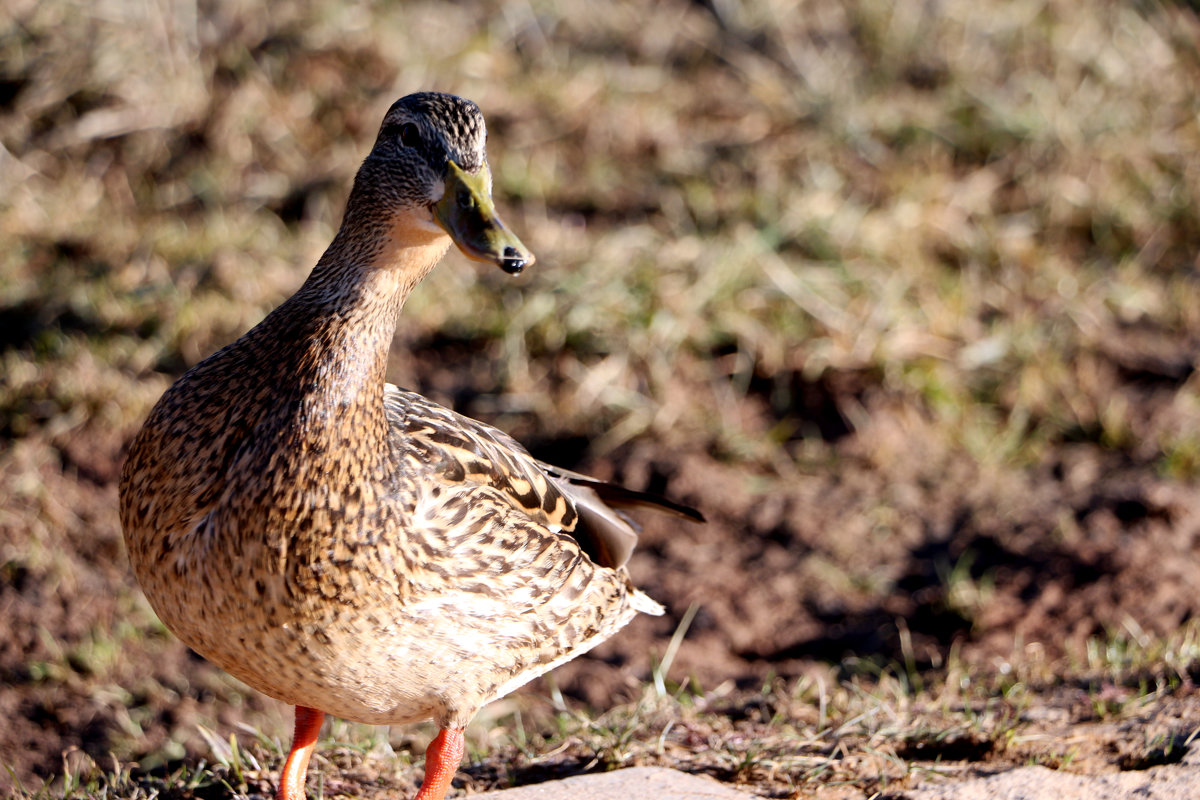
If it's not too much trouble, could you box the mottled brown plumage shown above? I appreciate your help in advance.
[119,92,700,800]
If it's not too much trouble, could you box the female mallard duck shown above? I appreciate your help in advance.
[119,92,700,800]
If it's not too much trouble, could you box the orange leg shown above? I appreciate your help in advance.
[413,727,465,800]
[276,706,325,800]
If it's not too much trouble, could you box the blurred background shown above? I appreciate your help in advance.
[2,0,1200,793]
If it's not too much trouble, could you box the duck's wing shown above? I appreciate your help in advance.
[383,385,701,569]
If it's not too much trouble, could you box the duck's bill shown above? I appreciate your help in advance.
[433,161,534,275]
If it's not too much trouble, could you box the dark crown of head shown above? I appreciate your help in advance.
[380,92,487,172]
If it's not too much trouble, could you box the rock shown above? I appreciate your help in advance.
[904,745,1200,800]
[467,766,763,799]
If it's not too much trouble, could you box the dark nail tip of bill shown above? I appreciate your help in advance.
[500,247,530,274]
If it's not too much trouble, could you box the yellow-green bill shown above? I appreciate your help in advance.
[434,161,534,275]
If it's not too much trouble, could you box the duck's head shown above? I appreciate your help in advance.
[359,92,534,275]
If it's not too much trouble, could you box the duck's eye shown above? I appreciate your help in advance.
[399,123,421,148]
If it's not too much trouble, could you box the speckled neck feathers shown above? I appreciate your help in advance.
[265,179,449,418]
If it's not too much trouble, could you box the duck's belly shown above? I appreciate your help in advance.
[145,578,459,725]
[185,613,440,724]
[139,556,636,728]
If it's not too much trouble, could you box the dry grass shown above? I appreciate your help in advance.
[4,0,1200,797]
[6,0,1197,460]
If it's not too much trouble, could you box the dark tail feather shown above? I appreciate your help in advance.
[569,477,705,523]
[540,463,706,523]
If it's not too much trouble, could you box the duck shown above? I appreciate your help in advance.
[118,92,702,800]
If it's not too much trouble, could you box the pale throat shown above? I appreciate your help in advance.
[375,207,453,280]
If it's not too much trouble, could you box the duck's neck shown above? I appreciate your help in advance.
[263,204,452,440]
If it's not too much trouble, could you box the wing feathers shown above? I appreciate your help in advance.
[384,385,702,572]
